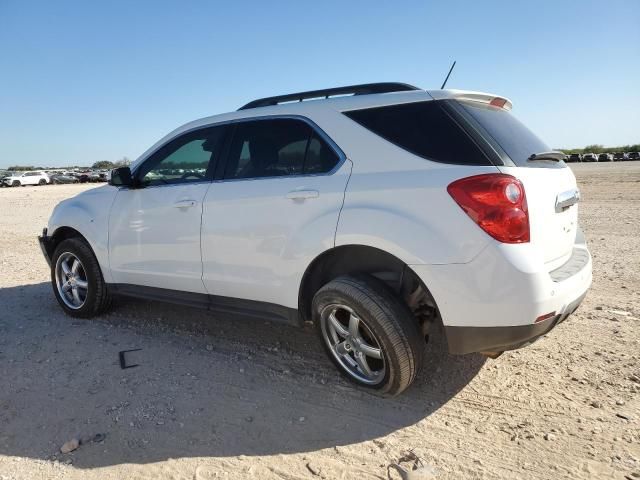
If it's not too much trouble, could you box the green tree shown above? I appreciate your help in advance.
[92,160,115,169]
[8,165,34,171]
[114,156,131,167]
[583,144,604,154]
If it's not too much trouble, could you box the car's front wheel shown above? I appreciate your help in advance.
[12,180,20,187]
[51,237,112,318]
[38,179,46,185]
[313,275,423,396]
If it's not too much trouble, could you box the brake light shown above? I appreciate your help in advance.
[447,174,530,243]
[489,97,508,108]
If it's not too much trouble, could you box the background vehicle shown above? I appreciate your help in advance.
[598,153,613,162]
[50,174,80,184]
[0,170,10,186]
[628,152,640,161]
[39,83,592,396]
[582,153,598,162]
[73,172,91,183]
[613,152,628,161]
[2,171,50,186]
[567,153,582,162]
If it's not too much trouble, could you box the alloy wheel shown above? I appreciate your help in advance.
[320,304,386,385]
[55,252,89,309]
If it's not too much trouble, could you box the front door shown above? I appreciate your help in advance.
[108,125,227,293]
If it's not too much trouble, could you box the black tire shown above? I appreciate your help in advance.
[12,180,20,187]
[312,274,423,396]
[51,237,112,318]
[38,179,46,185]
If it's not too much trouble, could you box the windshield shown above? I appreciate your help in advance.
[457,101,561,168]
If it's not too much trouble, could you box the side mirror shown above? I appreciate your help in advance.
[109,167,133,187]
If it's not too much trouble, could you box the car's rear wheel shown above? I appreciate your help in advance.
[51,237,112,318]
[313,274,423,396]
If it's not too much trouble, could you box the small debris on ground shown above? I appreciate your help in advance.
[60,438,79,454]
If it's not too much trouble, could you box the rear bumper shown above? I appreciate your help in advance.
[410,230,592,354]
[38,228,54,267]
[444,291,587,354]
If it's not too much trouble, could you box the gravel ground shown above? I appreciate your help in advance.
[0,162,638,480]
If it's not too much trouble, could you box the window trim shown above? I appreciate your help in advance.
[130,115,346,188]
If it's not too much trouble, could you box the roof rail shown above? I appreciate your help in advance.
[238,82,420,110]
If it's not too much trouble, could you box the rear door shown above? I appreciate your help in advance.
[201,117,350,309]
[455,100,579,268]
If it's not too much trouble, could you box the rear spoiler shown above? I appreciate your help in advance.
[428,89,513,111]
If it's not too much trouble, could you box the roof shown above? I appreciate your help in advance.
[131,86,511,169]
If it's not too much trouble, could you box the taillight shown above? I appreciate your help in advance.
[447,174,530,243]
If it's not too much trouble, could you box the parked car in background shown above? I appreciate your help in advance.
[2,171,50,187]
[39,83,592,395]
[598,153,613,162]
[567,153,582,163]
[582,153,598,162]
[613,152,628,161]
[628,152,640,161]
[0,170,10,186]
[50,174,80,184]
[88,171,109,182]
[73,172,91,183]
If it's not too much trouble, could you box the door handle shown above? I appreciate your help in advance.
[173,199,197,208]
[286,189,319,200]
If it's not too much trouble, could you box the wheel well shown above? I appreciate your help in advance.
[48,227,85,254]
[298,245,439,328]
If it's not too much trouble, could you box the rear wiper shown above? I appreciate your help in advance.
[528,151,565,162]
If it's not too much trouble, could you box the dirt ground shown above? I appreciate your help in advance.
[0,163,638,480]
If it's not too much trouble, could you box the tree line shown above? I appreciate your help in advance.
[6,157,131,171]
[558,144,640,155]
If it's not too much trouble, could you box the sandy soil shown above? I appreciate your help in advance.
[0,163,638,480]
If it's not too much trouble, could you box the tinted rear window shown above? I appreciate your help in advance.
[458,101,554,167]
[343,101,490,165]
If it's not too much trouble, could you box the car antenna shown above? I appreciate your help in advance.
[440,60,456,89]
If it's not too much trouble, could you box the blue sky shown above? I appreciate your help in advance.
[0,0,638,168]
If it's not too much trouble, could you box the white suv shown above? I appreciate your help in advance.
[39,83,592,395]
[4,170,50,187]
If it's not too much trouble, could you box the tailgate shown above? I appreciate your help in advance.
[453,98,581,268]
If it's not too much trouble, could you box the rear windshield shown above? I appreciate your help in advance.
[343,101,491,165]
[457,101,556,167]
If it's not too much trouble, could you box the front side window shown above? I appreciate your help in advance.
[138,126,226,186]
[223,118,340,180]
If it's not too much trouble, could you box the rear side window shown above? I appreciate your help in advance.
[457,101,556,168]
[224,119,340,180]
[304,132,340,174]
[343,101,490,165]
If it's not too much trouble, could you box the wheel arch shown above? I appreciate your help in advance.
[49,226,86,249]
[298,244,440,328]
[46,224,112,283]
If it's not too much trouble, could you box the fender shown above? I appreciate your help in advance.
[335,205,490,266]
[48,186,118,283]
